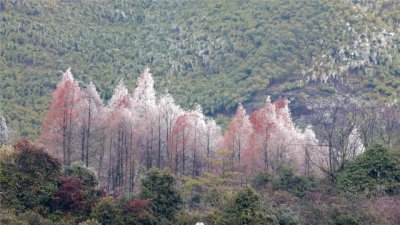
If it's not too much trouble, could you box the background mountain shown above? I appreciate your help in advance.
[0,0,398,138]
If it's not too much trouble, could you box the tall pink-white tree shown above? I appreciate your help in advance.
[242,97,319,176]
[41,68,82,166]
[186,105,207,177]
[132,67,158,170]
[223,103,253,172]
[79,82,104,167]
[170,112,192,176]
[243,97,277,175]
[158,92,183,168]
[106,80,135,192]
[203,118,222,172]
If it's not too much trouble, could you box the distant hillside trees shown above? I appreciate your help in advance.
[1,0,398,140]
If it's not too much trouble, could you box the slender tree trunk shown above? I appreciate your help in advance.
[231,133,235,172]
[81,125,86,163]
[264,142,268,172]
[207,134,210,172]
[98,131,106,181]
[124,128,129,191]
[174,139,178,175]
[192,127,197,177]
[107,130,113,191]
[62,124,67,165]
[182,132,186,176]
[85,103,91,167]
[166,117,170,167]
[158,114,161,168]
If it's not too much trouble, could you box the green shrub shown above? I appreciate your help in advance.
[172,210,204,225]
[121,198,157,225]
[318,85,336,94]
[251,172,272,189]
[283,81,304,92]
[90,197,122,225]
[276,206,301,225]
[54,162,102,219]
[63,162,98,188]
[273,164,313,197]
[18,211,56,225]
[0,208,27,225]
[140,168,182,221]
[337,144,400,194]
[224,186,277,225]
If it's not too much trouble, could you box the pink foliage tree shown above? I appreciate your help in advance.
[242,97,319,176]
[223,103,253,172]
[41,67,223,191]
[41,68,82,165]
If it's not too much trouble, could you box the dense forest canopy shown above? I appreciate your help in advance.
[0,0,398,138]
[0,1,400,224]
[0,68,399,224]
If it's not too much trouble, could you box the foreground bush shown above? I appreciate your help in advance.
[90,197,122,225]
[0,139,60,213]
[53,163,102,219]
[230,186,277,225]
[337,144,400,194]
[140,168,182,222]
[273,164,314,197]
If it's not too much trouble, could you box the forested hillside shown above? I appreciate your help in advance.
[0,68,399,225]
[0,0,398,138]
[1,1,400,224]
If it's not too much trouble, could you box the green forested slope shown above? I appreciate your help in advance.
[0,0,398,137]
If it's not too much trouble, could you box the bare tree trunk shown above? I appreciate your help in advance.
[85,104,91,167]
[158,114,161,168]
[81,125,86,163]
[98,131,106,181]
[182,132,186,176]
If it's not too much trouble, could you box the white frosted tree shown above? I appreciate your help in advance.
[107,80,135,192]
[203,118,222,172]
[345,128,365,160]
[0,114,9,145]
[108,80,129,109]
[79,82,105,167]
[187,104,207,177]
[132,68,158,169]
[132,67,156,111]
[157,92,183,168]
